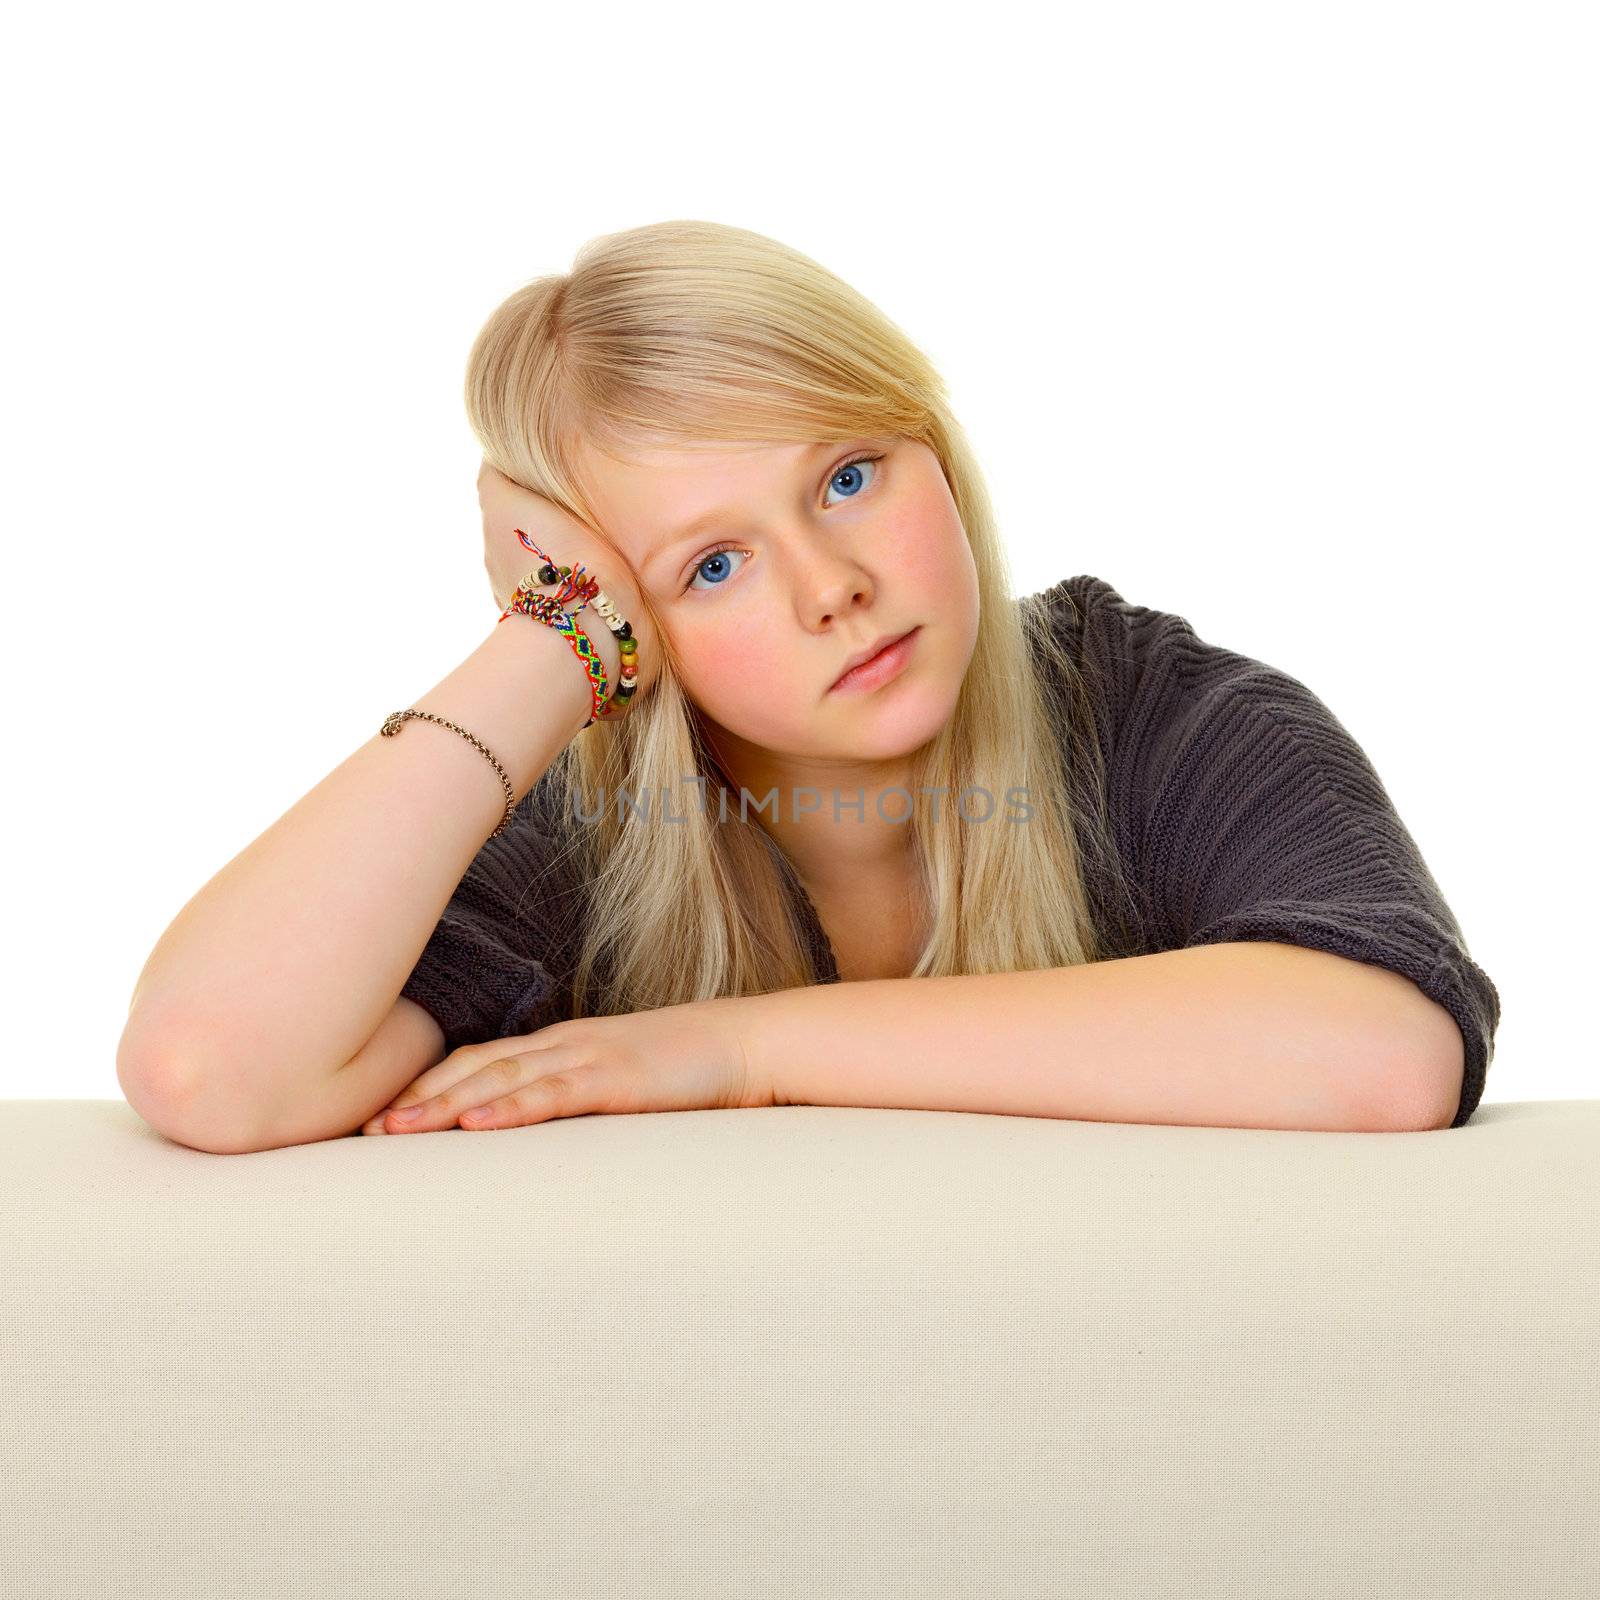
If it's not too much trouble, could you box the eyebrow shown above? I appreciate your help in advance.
[644,439,861,575]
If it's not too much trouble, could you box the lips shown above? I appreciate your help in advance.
[831,629,913,690]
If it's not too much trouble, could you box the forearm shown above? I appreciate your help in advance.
[118,616,592,1146]
[741,940,1456,1133]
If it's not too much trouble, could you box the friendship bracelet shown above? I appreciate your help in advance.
[380,523,644,843]
[497,527,640,726]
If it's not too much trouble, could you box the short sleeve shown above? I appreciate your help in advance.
[1066,575,1501,1128]
[399,775,594,1055]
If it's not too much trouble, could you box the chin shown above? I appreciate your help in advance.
[833,683,954,756]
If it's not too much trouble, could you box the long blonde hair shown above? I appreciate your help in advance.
[462,220,1143,1016]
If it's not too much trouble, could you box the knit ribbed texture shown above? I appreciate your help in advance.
[397,777,594,1051]
[402,574,1499,1126]
[1033,574,1498,1127]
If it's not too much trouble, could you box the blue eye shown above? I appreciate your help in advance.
[685,545,748,592]
[682,451,884,594]
[823,454,878,505]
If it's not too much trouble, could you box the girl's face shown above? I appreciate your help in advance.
[572,434,980,767]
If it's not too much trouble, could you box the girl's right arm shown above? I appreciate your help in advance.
[119,486,655,1155]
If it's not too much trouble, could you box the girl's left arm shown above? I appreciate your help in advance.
[743,939,1465,1134]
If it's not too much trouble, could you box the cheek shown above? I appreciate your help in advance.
[878,481,974,601]
[674,620,803,733]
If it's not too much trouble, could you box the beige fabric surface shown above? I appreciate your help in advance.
[2,1097,1595,1598]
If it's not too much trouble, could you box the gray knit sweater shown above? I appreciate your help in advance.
[400,575,1500,1128]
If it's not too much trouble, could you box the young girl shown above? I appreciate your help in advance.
[118,220,1498,1153]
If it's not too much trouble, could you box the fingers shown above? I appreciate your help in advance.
[360,1046,502,1136]
[374,1054,553,1134]
[359,1030,582,1137]
[457,1067,578,1128]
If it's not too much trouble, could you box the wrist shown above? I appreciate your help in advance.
[483,610,596,748]
[721,989,798,1109]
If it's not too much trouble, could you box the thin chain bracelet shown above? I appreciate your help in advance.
[379,709,518,841]
[377,525,640,846]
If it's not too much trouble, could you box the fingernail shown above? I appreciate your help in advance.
[391,1106,422,1123]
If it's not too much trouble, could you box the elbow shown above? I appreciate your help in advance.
[116,1040,271,1156]
[1334,968,1468,1132]
[1402,1003,1469,1131]
[1351,1037,1466,1133]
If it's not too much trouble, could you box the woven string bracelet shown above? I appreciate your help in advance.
[381,526,642,840]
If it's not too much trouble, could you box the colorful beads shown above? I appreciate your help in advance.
[501,525,643,725]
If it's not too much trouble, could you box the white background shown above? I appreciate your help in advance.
[4,1,1591,1114]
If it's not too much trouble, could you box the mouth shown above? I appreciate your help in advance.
[828,626,920,694]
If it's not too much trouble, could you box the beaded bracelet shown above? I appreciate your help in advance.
[497,528,640,727]
[380,529,644,843]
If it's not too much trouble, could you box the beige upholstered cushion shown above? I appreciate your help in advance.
[2,1097,1594,1597]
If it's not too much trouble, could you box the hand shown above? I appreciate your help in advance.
[477,458,660,706]
[360,999,768,1134]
